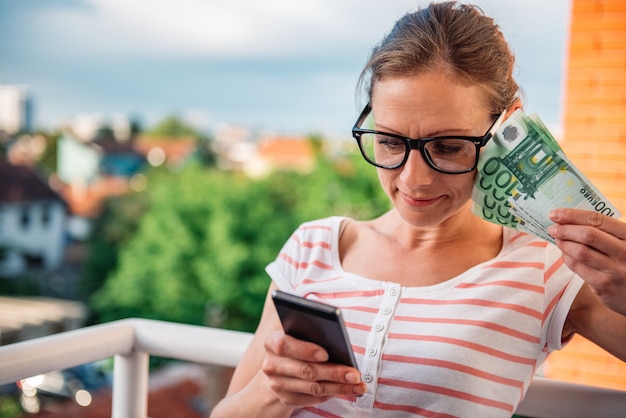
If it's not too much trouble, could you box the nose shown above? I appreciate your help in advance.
[398,149,435,187]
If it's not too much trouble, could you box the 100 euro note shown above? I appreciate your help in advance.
[471,109,621,243]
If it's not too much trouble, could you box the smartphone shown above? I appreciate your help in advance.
[271,290,358,369]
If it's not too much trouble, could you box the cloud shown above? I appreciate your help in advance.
[20,0,570,63]
[2,0,571,132]
[28,0,421,58]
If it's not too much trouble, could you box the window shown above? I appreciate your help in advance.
[41,204,51,227]
[20,206,31,229]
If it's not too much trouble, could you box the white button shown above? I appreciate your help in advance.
[362,372,373,383]
[383,307,392,315]
[375,323,384,332]
[390,287,399,296]
[368,347,377,356]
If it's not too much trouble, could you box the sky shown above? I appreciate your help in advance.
[0,0,571,137]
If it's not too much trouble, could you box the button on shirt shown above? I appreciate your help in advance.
[355,283,400,408]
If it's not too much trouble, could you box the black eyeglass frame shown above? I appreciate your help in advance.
[352,103,505,174]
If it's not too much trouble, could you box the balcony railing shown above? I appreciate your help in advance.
[0,318,625,418]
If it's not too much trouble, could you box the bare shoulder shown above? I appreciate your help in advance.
[339,214,389,249]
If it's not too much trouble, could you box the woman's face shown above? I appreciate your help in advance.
[371,70,495,228]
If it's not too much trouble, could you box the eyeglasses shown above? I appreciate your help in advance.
[352,104,506,174]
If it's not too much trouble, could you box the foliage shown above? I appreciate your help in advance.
[90,148,389,332]
[145,115,201,139]
[35,131,60,176]
[0,396,21,418]
[81,189,150,312]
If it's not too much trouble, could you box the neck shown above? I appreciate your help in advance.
[382,202,502,251]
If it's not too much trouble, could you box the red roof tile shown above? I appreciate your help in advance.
[0,161,64,204]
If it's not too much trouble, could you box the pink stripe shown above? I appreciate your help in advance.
[300,276,343,285]
[509,232,527,243]
[388,333,536,365]
[393,315,540,343]
[304,289,385,300]
[353,345,366,356]
[383,353,525,397]
[347,305,380,314]
[291,234,331,250]
[374,400,458,418]
[456,280,543,293]
[299,225,332,231]
[377,377,514,413]
[485,260,544,269]
[344,321,370,332]
[544,257,564,284]
[279,253,332,270]
[401,297,542,320]
[543,285,567,324]
[301,406,343,418]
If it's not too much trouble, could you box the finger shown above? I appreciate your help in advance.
[263,353,362,385]
[265,374,334,407]
[265,332,329,363]
[556,238,618,276]
[549,223,624,259]
[549,208,626,240]
[266,374,365,402]
[558,236,626,282]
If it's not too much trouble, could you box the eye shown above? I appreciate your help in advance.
[376,135,405,153]
[428,139,472,155]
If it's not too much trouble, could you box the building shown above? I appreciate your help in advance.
[247,135,315,177]
[0,161,67,276]
[133,135,198,168]
[0,85,33,135]
[543,0,626,391]
[55,131,145,241]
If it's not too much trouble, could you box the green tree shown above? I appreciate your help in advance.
[81,189,150,309]
[90,151,389,331]
[146,115,199,138]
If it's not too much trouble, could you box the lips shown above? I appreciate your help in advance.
[400,192,443,207]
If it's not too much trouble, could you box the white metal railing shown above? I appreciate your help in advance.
[0,318,625,418]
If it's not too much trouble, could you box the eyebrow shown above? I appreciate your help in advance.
[374,123,477,138]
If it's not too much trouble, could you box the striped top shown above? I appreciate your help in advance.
[266,216,584,418]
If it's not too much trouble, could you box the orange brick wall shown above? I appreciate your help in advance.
[543,0,626,391]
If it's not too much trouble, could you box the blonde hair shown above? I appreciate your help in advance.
[358,1,521,114]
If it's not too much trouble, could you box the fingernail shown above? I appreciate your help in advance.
[353,384,366,395]
[548,209,559,220]
[547,225,557,236]
[314,350,328,362]
[345,372,360,383]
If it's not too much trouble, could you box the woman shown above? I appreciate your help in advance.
[211,2,626,417]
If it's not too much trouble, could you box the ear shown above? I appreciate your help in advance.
[504,98,523,120]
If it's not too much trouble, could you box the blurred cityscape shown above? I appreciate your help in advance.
[0,81,325,292]
[0,83,332,417]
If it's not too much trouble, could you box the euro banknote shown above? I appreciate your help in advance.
[471,109,621,244]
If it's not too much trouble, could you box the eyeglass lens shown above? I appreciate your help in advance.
[358,133,477,172]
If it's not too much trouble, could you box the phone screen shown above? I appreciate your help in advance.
[272,290,358,368]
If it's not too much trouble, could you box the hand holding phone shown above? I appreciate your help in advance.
[271,290,358,369]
